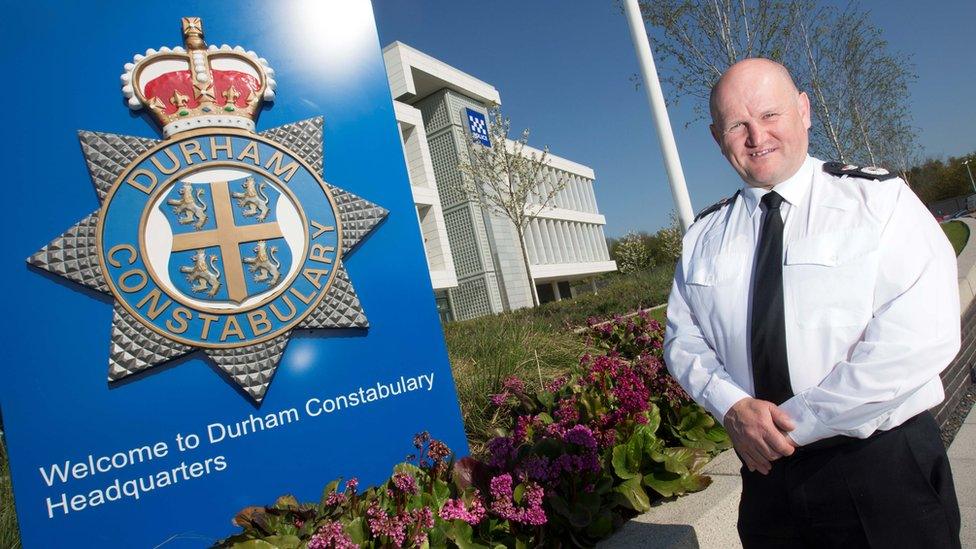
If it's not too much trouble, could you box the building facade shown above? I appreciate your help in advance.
[384,42,616,321]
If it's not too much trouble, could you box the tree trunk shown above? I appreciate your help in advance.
[516,225,539,307]
[801,21,846,162]
[850,94,877,166]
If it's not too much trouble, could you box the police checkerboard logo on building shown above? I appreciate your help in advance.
[466,108,490,146]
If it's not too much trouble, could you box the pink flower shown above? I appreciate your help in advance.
[408,506,435,546]
[392,472,418,495]
[439,491,487,525]
[345,478,359,494]
[367,502,407,547]
[544,375,567,392]
[564,424,598,450]
[487,436,516,469]
[307,520,357,549]
[488,474,547,526]
[502,375,526,394]
[513,414,537,442]
[324,491,346,506]
[554,394,579,425]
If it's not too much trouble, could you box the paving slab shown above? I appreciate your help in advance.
[949,404,976,547]
[599,467,742,549]
[702,449,741,477]
[960,506,976,549]
[602,450,742,549]
[947,420,976,460]
[949,457,976,508]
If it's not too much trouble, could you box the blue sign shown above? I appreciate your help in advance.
[0,3,468,547]
[466,108,491,147]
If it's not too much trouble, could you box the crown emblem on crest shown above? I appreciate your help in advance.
[121,17,276,138]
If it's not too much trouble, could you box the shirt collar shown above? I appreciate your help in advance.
[740,155,815,217]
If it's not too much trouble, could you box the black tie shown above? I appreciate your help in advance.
[751,191,793,405]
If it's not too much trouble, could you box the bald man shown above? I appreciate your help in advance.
[664,58,962,548]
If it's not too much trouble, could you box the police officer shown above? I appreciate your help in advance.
[664,58,962,548]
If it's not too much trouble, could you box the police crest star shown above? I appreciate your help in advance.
[26,19,387,403]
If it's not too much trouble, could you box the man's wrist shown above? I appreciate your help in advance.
[706,384,752,427]
[779,393,835,446]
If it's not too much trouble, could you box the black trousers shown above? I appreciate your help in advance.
[737,412,961,548]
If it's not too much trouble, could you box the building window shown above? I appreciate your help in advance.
[435,290,454,323]
[557,281,572,300]
[536,283,556,304]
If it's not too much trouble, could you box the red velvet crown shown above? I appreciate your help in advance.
[121,18,276,138]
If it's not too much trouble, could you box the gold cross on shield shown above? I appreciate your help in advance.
[171,181,283,302]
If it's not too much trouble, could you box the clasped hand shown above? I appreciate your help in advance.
[724,397,797,475]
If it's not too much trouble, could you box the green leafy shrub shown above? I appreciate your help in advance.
[218,313,730,548]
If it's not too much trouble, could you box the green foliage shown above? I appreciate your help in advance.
[443,313,586,453]
[443,266,675,452]
[612,232,652,274]
[942,220,970,257]
[0,437,20,549]
[909,153,976,205]
[607,217,681,275]
[507,265,676,330]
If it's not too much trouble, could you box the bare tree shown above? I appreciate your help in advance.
[798,15,846,161]
[637,0,811,121]
[639,0,919,174]
[793,3,919,174]
[458,106,566,307]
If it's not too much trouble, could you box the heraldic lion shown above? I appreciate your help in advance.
[232,177,271,222]
[180,249,222,297]
[243,240,281,287]
[167,182,209,230]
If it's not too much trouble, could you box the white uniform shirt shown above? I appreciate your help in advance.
[664,156,961,446]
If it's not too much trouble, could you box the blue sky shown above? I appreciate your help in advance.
[374,1,976,237]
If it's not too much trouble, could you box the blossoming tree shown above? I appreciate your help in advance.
[458,106,567,307]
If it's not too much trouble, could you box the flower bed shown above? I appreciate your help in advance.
[217,312,730,548]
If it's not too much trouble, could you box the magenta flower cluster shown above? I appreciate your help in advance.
[223,313,722,547]
[306,520,356,549]
[391,471,418,495]
[366,502,434,548]
[438,491,487,525]
[323,477,360,508]
[490,375,530,406]
[488,474,547,526]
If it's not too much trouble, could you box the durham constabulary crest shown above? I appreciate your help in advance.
[28,18,387,402]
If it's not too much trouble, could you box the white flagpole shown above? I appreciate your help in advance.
[622,0,695,233]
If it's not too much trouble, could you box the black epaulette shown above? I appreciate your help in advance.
[693,190,740,223]
[823,162,898,181]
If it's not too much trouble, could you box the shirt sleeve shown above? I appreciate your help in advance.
[780,182,962,445]
[664,260,752,425]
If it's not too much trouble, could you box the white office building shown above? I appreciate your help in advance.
[383,42,617,321]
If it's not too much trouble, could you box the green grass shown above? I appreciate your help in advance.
[505,264,675,331]
[444,313,587,454]
[444,266,676,452]
[942,220,970,257]
[1,438,20,549]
